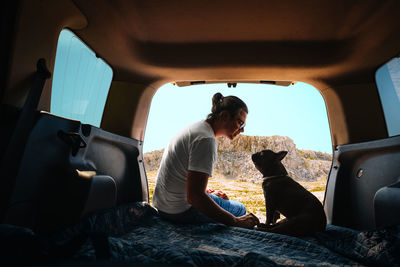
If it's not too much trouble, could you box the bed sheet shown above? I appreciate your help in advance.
[1,202,399,266]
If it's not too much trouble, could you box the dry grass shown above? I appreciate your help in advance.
[146,170,326,224]
[147,170,157,202]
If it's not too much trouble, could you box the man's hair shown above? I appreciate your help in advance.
[207,92,248,120]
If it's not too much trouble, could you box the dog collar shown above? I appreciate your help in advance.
[263,175,285,180]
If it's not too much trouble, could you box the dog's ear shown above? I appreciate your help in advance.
[276,151,288,161]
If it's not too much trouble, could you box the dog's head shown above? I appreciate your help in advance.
[251,149,288,177]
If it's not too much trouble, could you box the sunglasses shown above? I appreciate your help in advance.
[237,119,246,130]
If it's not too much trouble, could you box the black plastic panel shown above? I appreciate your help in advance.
[76,126,149,205]
[6,113,83,232]
[0,105,22,163]
[374,178,400,228]
[325,135,400,230]
[5,113,148,232]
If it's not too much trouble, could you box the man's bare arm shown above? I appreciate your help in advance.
[186,170,259,228]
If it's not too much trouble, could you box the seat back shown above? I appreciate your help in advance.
[5,112,148,233]
[325,135,400,230]
[374,178,400,228]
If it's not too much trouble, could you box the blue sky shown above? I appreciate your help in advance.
[144,82,332,154]
[376,58,400,136]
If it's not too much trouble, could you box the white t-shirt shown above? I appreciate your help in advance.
[152,120,218,214]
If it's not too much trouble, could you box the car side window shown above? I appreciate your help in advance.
[50,29,113,127]
[375,57,400,136]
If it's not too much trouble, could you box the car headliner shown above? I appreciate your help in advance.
[71,0,400,86]
[3,0,400,149]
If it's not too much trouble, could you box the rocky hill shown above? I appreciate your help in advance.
[144,135,332,183]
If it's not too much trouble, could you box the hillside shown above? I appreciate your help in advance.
[144,135,332,183]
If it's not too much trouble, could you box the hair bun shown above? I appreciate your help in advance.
[211,92,223,114]
[212,92,224,105]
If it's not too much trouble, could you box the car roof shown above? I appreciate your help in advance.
[71,0,400,87]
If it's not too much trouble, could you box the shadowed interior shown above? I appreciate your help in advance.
[2,0,400,149]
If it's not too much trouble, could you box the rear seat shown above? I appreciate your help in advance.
[374,177,400,228]
[5,112,147,233]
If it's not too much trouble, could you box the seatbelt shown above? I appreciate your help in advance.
[0,58,51,221]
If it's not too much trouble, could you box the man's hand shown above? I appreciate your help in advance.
[215,190,229,200]
[187,171,237,226]
[207,188,229,200]
[233,213,260,229]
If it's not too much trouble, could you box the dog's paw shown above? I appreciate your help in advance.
[254,223,273,231]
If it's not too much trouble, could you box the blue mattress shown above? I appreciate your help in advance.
[1,202,399,266]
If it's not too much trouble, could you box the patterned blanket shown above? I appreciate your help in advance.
[1,202,399,266]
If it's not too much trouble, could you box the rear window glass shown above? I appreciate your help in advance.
[50,29,113,127]
[376,57,400,136]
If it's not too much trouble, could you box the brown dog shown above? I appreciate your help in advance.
[252,149,326,237]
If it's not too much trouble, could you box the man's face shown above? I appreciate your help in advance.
[225,109,247,140]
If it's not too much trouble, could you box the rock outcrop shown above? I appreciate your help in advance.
[144,135,332,183]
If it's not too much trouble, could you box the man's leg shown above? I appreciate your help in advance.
[158,194,247,225]
[208,193,246,217]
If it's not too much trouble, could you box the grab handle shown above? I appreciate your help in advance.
[57,130,87,156]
